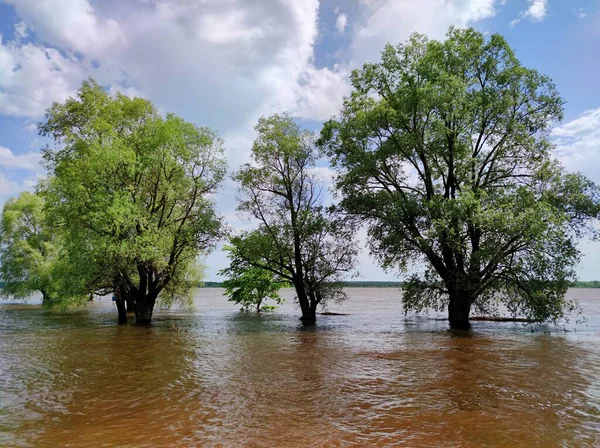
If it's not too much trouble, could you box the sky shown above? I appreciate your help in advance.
[0,0,598,281]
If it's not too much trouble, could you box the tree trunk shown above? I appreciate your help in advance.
[134,292,157,325]
[118,284,136,314]
[113,287,128,325]
[115,297,127,325]
[293,281,316,324]
[301,304,317,324]
[125,296,136,314]
[448,290,472,330]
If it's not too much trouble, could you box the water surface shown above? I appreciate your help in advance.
[1,288,599,447]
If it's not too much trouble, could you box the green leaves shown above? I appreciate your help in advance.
[220,244,286,312]
[38,79,227,310]
[233,114,358,317]
[0,192,52,301]
[320,27,600,323]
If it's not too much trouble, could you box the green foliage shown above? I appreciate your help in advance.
[319,28,600,323]
[39,79,226,315]
[0,192,89,308]
[220,245,286,312]
[0,192,55,302]
[233,114,358,320]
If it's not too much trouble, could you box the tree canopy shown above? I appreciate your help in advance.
[319,28,600,328]
[232,114,358,323]
[39,79,226,323]
[220,244,286,312]
[0,192,56,304]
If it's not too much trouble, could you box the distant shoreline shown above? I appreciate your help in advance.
[200,281,600,289]
[1,280,598,290]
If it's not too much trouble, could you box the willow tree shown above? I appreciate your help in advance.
[232,114,358,323]
[0,192,56,304]
[40,79,226,324]
[320,28,599,329]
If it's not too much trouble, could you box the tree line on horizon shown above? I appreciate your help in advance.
[1,28,599,329]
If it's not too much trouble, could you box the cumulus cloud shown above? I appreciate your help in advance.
[511,0,548,26]
[2,0,126,55]
[290,64,351,121]
[351,0,498,64]
[552,108,600,184]
[0,36,87,117]
[0,146,44,207]
[0,146,42,172]
[0,0,348,129]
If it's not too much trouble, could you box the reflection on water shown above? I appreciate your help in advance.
[1,288,599,447]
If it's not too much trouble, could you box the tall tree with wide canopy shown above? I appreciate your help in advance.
[319,28,600,329]
[233,114,358,323]
[40,79,226,324]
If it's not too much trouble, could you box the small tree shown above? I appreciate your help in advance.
[220,245,286,312]
[40,79,226,324]
[233,114,358,323]
[319,28,600,329]
[0,192,56,304]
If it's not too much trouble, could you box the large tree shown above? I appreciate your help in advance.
[319,28,600,329]
[233,114,358,323]
[40,79,226,324]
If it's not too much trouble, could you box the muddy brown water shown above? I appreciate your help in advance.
[1,288,599,447]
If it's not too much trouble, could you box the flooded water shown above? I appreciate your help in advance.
[1,288,599,447]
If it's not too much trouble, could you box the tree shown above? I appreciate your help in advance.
[220,245,286,312]
[40,79,226,324]
[0,192,55,304]
[233,114,358,323]
[319,28,600,329]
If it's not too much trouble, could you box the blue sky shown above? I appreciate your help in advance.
[0,0,598,281]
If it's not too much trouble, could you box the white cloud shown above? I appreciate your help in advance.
[290,64,351,121]
[0,147,43,208]
[0,0,344,127]
[14,22,27,40]
[0,146,42,172]
[351,0,498,64]
[523,0,547,21]
[0,174,21,196]
[552,108,600,184]
[511,0,548,26]
[0,36,87,117]
[336,12,348,33]
[2,0,126,56]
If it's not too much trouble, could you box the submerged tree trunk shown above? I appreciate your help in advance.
[301,303,317,324]
[294,281,316,324]
[134,292,157,325]
[115,297,127,324]
[114,287,127,325]
[448,290,472,330]
[125,296,136,314]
